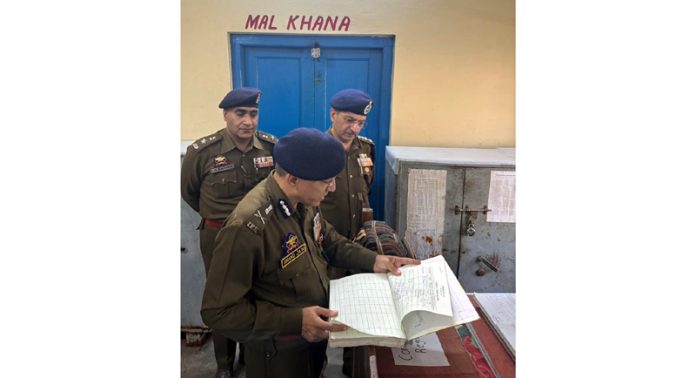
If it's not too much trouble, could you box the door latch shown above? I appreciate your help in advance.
[311,42,321,59]
[453,205,491,215]
[475,254,500,276]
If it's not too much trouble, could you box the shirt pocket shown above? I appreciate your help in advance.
[276,253,316,303]
[207,170,243,198]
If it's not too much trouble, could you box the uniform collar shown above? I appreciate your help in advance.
[220,129,263,153]
[266,172,297,218]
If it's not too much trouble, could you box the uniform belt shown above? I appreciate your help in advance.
[275,334,303,342]
[203,219,224,229]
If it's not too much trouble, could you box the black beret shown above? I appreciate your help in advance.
[273,128,346,181]
[330,89,373,115]
[218,87,261,109]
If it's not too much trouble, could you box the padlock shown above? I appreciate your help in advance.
[466,222,476,237]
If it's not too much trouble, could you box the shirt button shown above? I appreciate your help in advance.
[265,352,271,359]
[349,175,353,178]
[352,214,356,218]
[351,194,355,198]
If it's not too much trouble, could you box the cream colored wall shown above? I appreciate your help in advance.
[182,0,515,148]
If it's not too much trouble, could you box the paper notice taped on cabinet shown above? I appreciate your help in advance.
[405,169,447,259]
[487,171,516,223]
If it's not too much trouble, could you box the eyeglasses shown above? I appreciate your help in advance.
[341,114,367,128]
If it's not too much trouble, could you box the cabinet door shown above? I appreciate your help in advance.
[457,167,516,292]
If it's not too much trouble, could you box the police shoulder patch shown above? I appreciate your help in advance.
[256,130,278,144]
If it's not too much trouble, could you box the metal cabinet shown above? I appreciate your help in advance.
[180,142,209,344]
[384,146,516,293]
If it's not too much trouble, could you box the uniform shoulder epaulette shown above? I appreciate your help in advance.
[188,130,223,152]
[358,135,374,145]
[241,201,276,235]
[256,130,278,144]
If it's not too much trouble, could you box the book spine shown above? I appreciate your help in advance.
[457,324,500,378]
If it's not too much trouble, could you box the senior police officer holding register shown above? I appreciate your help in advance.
[201,128,419,378]
[181,87,277,378]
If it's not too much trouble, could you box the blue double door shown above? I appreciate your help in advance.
[231,34,394,220]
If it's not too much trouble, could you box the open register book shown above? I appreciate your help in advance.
[328,255,479,348]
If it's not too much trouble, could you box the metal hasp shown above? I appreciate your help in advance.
[311,42,321,59]
[453,205,492,215]
[476,254,501,276]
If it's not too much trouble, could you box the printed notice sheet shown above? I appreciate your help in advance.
[391,332,450,366]
[404,169,447,259]
[487,171,516,223]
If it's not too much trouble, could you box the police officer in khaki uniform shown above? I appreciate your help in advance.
[181,87,277,378]
[319,89,375,376]
[320,89,375,242]
[201,128,419,378]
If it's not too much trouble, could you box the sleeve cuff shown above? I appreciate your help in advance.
[278,307,304,334]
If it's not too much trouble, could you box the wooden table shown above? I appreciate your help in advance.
[350,295,515,377]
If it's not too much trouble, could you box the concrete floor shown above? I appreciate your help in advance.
[181,334,349,378]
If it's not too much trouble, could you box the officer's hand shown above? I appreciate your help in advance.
[373,255,420,276]
[301,306,348,342]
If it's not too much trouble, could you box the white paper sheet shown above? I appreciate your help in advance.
[473,293,516,357]
[391,332,450,366]
[445,262,480,325]
[404,169,447,259]
[487,171,516,223]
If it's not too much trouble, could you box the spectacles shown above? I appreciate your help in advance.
[341,114,366,128]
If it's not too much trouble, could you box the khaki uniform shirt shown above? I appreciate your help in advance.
[181,128,277,221]
[320,131,375,239]
[201,173,377,342]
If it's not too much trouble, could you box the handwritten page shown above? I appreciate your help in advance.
[445,262,480,324]
[391,332,450,366]
[330,273,404,339]
[388,255,452,320]
[473,293,516,357]
[487,171,516,223]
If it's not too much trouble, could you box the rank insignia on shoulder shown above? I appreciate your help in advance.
[280,232,307,269]
[357,135,374,145]
[192,143,199,150]
[246,221,260,234]
[210,155,234,173]
[253,156,274,169]
[278,199,291,218]
[253,209,267,225]
[256,130,278,144]
[264,204,274,215]
[357,153,373,167]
